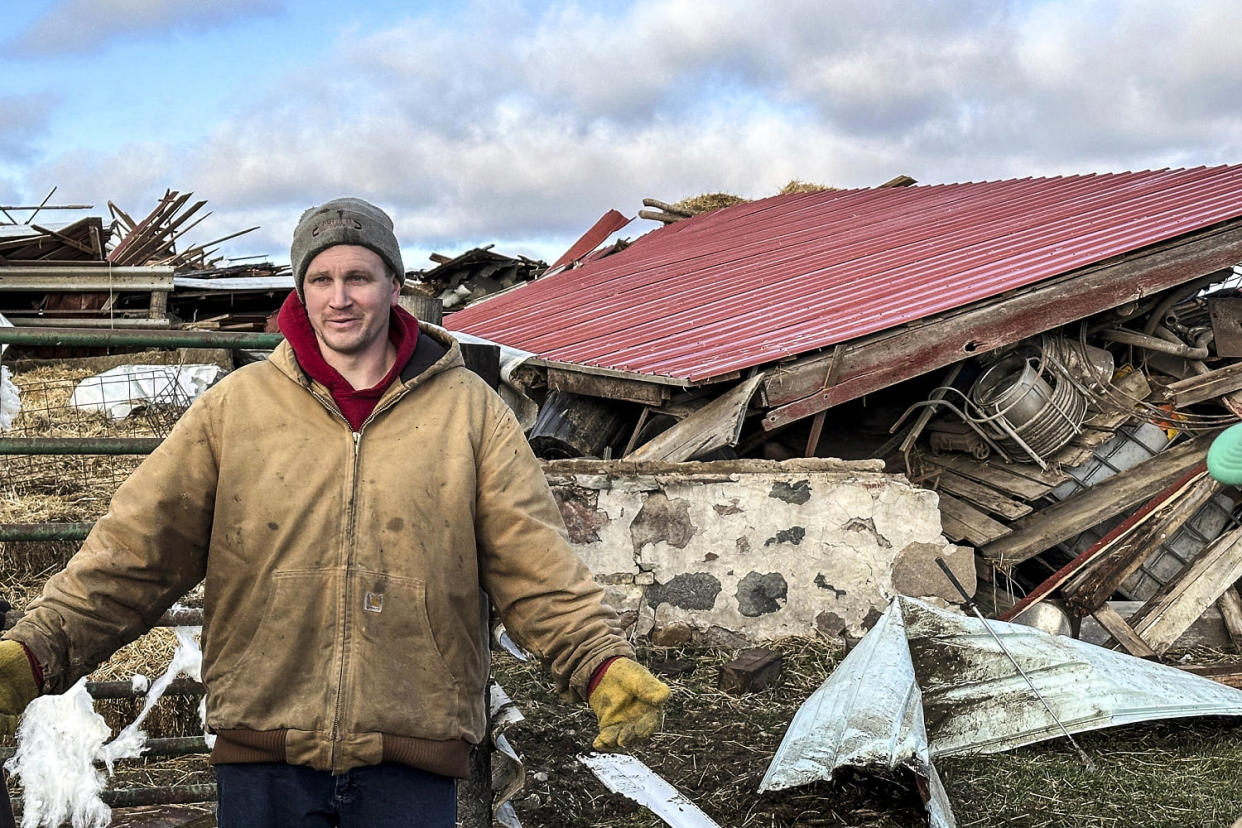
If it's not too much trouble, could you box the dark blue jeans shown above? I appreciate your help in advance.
[215,762,456,827]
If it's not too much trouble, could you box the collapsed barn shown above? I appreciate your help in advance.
[447,163,1242,653]
[6,164,1242,825]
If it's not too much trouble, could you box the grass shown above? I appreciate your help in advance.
[492,639,1242,827]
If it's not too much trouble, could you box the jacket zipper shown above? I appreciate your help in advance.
[309,384,410,772]
[305,387,358,772]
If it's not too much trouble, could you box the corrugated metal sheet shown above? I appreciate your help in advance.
[761,596,1242,827]
[447,165,1242,382]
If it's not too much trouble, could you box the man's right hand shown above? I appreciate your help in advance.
[0,640,39,738]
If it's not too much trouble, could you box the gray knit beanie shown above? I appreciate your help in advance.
[290,197,405,300]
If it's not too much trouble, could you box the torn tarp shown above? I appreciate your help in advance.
[761,596,1242,826]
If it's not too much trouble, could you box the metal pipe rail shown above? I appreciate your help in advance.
[0,522,92,542]
[87,678,204,700]
[0,437,162,455]
[0,326,282,350]
[0,735,208,763]
[13,783,218,812]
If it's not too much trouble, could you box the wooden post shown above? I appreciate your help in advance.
[804,410,826,458]
[1217,586,1242,652]
[398,294,444,325]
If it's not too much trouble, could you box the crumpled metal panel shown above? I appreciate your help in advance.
[448,165,1242,382]
[762,596,1242,826]
[759,599,955,827]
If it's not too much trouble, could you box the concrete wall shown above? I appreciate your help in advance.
[543,458,973,644]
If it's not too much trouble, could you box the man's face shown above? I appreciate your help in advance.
[302,245,400,360]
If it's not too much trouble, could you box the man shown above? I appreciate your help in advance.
[0,198,669,826]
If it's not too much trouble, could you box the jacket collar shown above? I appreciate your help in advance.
[269,320,464,394]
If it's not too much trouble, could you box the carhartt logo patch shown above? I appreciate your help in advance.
[312,216,362,236]
[364,592,384,613]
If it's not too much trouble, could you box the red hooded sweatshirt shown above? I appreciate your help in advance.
[276,291,420,431]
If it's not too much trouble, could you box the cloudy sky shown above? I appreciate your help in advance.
[2,0,1240,269]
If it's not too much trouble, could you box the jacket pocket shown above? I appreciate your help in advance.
[349,569,462,738]
[209,568,340,731]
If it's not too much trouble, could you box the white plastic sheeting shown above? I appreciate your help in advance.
[578,753,721,828]
[448,328,539,430]
[0,312,17,431]
[762,596,1242,826]
[69,364,224,420]
[490,683,526,828]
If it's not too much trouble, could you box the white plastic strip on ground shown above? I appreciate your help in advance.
[0,312,17,431]
[578,752,721,828]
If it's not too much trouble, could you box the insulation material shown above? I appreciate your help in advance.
[578,753,721,827]
[5,625,207,828]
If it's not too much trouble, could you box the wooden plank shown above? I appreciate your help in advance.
[1090,603,1157,658]
[997,465,1206,621]
[922,452,1060,500]
[1060,470,1219,615]
[1125,524,1242,654]
[1166,360,1242,407]
[547,367,670,406]
[761,219,1242,428]
[981,439,1208,565]
[1079,601,1229,649]
[803,409,827,457]
[1216,585,1242,652]
[935,470,1033,520]
[1179,663,1242,688]
[938,510,970,544]
[937,492,1011,546]
[626,374,764,462]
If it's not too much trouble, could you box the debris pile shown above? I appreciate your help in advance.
[447,164,1242,660]
[404,245,546,312]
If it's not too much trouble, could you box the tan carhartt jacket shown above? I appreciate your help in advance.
[6,325,632,776]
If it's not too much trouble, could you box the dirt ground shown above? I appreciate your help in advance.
[492,639,1242,828]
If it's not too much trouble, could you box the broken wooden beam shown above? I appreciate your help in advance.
[761,219,1242,429]
[1163,361,1242,408]
[934,469,1033,521]
[1060,470,1221,616]
[1123,523,1242,654]
[1090,603,1158,658]
[1078,601,1230,649]
[981,439,1209,566]
[1217,585,1242,652]
[627,374,763,462]
[937,492,1011,546]
[922,451,1062,501]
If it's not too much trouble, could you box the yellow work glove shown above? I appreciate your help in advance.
[588,658,670,751]
[0,640,39,739]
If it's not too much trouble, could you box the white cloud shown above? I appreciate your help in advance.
[12,0,1242,265]
[0,93,56,159]
[7,0,282,57]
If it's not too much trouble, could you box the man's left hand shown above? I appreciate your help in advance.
[588,658,670,751]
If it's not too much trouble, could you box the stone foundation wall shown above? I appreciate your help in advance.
[542,458,973,643]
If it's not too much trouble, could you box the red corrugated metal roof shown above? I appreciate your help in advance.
[447,165,1242,383]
